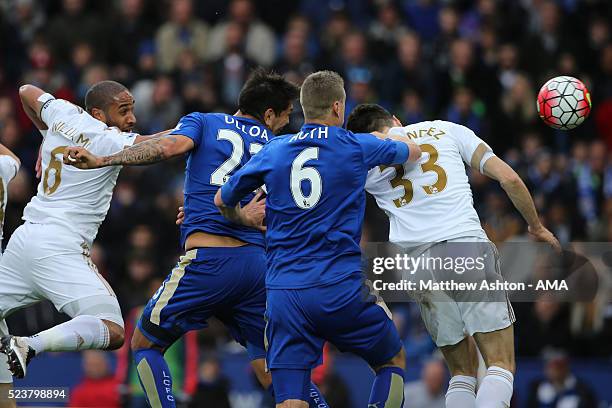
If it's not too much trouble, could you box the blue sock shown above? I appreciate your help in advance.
[306,382,329,408]
[133,348,176,408]
[369,366,405,408]
[268,382,330,407]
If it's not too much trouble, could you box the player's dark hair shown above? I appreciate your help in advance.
[346,103,395,133]
[84,80,128,113]
[238,69,299,123]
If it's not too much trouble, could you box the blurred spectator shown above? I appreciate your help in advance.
[522,0,574,77]
[514,296,574,356]
[499,73,537,145]
[132,75,182,133]
[403,0,440,43]
[210,21,256,108]
[68,351,122,407]
[275,26,314,85]
[188,355,231,408]
[155,0,209,73]
[403,359,447,408]
[46,0,109,65]
[318,11,352,63]
[110,0,156,73]
[445,87,483,136]
[1,0,45,50]
[526,352,598,408]
[398,90,426,125]
[380,32,432,108]
[431,6,460,70]
[206,0,275,67]
[368,3,409,62]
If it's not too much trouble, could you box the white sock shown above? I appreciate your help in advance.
[26,315,110,354]
[446,375,476,408]
[476,366,513,408]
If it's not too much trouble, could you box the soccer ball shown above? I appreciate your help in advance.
[536,76,592,130]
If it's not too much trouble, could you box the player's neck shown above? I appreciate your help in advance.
[234,110,261,124]
[304,118,341,127]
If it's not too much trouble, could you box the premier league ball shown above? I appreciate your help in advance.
[536,76,592,130]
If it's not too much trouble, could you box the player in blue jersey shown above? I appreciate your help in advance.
[64,70,329,408]
[215,71,422,408]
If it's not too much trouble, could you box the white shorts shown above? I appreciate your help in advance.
[410,237,515,347]
[0,222,120,322]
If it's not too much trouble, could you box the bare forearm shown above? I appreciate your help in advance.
[501,178,542,228]
[100,135,179,166]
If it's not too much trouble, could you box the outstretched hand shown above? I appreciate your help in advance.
[528,224,562,253]
[63,147,103,169]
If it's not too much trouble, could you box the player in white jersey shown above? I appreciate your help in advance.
[0,81,161,379]
[0,144,20,407]
[347,104,560,408]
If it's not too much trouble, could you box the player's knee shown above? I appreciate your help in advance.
[130,327,159,352]
[103,320,125,350]
[484,357,515,375]
[391,346,406,370]
[448,357,478,377]
[375,346,406,371]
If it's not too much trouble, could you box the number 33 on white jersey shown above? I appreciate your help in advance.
[365,120,495,244]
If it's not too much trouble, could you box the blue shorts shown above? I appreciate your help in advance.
[265,273,402,371]
[138,245,267,360]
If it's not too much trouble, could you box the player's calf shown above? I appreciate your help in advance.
[131,327,177,408]
[441,337,479,408]
[369,347,406,408]
[473,326,515,408]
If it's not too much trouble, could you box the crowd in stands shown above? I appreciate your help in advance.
[1,0,612,406]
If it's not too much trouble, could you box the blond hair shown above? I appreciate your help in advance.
[300,71,345,120]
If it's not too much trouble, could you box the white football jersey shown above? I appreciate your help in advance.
[365,120,495,244]
[0,155,20,249]
[23,97,137,244]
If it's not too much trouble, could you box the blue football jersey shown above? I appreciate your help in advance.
[221,123,409,289]
[171,113,272,248]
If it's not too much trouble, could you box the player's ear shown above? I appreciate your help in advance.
[90,108,106,123]
[263,108,275,128]
[332,100,342,118]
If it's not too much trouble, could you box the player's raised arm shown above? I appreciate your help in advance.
[482,156,561,251]
[373,131,422,163]
[19,84,49,130]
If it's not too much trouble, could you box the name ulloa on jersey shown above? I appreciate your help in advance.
[224,115,269,141]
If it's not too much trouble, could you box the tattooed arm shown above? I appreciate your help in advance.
[63,134,194,168]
